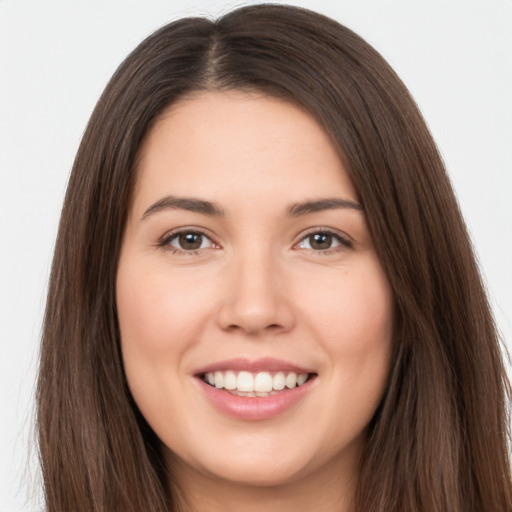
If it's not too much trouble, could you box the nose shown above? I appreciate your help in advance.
[216,250,296,336]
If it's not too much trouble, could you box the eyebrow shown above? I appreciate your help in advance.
[286,198,363,216]
[141,195,363,221]
[142,196,225,220]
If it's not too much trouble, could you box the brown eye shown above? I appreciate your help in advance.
[309,233,333,250]
[168,231,212,251]
[297,231,349,252]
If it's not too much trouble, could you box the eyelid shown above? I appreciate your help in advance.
[157,226,220,253]
[293,227,353,252]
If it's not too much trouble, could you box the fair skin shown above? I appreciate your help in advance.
[116,91,394,512]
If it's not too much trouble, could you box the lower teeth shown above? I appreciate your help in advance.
[224,389,281,397]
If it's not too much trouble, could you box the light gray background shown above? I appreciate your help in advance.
[1,0,511,510]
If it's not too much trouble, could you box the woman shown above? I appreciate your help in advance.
[37,4,512,511]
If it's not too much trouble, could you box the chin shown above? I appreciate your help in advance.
[165,438,317,489]
[202,457,310,488]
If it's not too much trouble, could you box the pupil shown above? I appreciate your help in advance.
[179,232,202,250]
[310,233,332,250]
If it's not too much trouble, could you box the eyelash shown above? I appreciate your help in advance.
[157,228,353,255]
[157,227,217,256]
[295,229,353,254]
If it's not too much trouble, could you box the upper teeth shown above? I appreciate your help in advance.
[205,371,309,393]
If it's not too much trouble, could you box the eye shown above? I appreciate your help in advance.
[162,230,216,252]
[296,231,351,252]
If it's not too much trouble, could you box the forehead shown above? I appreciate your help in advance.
[132,91,357,215]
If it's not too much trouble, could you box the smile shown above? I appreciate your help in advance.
[201,370,312,397]
[194,358,317,420]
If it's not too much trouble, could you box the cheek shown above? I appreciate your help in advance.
[303,259,393,344]
[302,260,394,413]
[116,263,172,409]
[336,275,392,382]
[115,259,200,404]
[116,260,211,356]
[116,258,213,437]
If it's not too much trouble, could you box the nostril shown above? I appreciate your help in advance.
[223,321,285,335]
[216,294,296,335]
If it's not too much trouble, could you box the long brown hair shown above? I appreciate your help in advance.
[37,4,512,511]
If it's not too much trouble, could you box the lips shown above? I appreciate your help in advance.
[194,358,317,420]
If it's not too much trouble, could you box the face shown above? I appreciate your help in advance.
[116,91,393,495]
